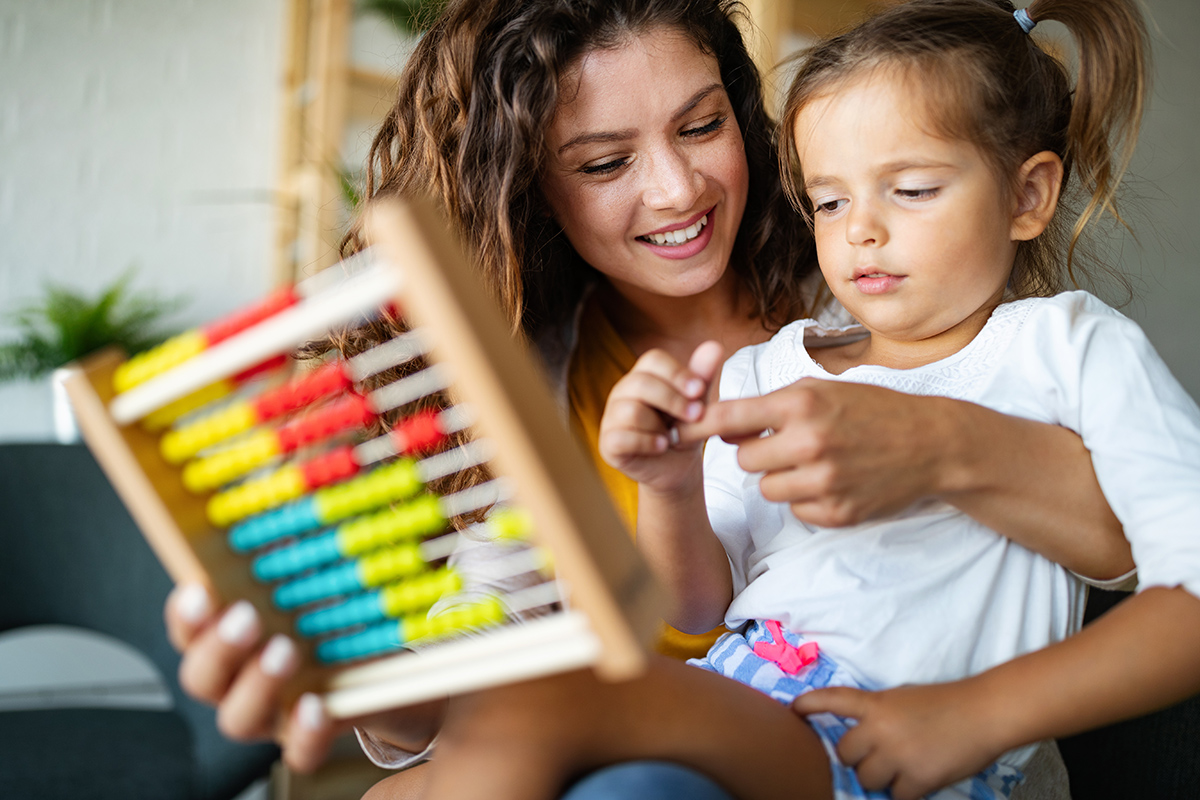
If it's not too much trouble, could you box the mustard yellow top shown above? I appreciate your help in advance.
[567,298,725,660]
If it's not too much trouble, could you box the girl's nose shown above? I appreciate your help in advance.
[642,147,704,211]
[845,199,886,247]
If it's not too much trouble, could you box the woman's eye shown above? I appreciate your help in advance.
[896,187,938,200]
[682,115,727,138]
[815,198,847,214]
[580,157,630,176]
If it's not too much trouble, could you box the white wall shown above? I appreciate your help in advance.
[1120,0,1200,401]
[0,0,285,441]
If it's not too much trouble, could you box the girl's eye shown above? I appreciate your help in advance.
[815,198,847,214]
[682,115,727,138]
[580,157,630,176]
[896,187,938,201]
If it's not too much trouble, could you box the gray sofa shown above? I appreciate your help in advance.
[0,443,278,800]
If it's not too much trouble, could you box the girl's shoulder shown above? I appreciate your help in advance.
[1000,291,1139,347]
[719,317,842,401]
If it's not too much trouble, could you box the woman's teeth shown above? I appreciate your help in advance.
[644,214,707,246]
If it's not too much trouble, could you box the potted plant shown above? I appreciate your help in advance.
[0,271,184,442]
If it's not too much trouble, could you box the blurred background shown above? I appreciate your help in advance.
[0,1,1196,799]
[1,0,1197,437]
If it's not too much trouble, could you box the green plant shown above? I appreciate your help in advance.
[358,0,447,35]
[0,270,185,382]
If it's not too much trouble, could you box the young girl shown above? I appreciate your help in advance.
[417,0,1200,798]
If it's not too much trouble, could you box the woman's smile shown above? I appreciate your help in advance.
[637,206,715,259]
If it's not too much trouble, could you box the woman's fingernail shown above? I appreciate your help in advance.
[685,401,704,421]
[217,601,261,647]
[685,378,705,397]
[297,692,327,730]
[260,634,299,677]
[175,584,212,624]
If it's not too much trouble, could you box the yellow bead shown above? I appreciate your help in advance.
[142,380,236,433]
[403,597,505,644]
[379,568,462,617]
[488,507,534,541]
[182,429,281,492]
[113,330,207,393]
[358,544,426,588]
[313,459,423,525]
[161,400,257,464]
[206,464,306,526]
[338,494,446,557]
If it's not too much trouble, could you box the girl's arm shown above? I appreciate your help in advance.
[598,343,734,632]
[793,586,1200,800]
[636,476,734,635]
[686,380,1131,581]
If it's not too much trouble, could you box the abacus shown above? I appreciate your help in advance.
[62,199,664,719]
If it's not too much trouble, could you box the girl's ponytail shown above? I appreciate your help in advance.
[1024,0,1149,265]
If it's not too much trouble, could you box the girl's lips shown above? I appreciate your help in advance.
[638,206,717,260]
[853,273,905,294]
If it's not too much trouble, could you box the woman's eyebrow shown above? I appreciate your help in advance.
[557,128,637,154]
[671,82,724,122]
[557,83,725,155]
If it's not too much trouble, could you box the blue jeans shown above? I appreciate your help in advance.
[561,761,735,800]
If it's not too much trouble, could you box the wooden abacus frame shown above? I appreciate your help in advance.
[62,198,664,719]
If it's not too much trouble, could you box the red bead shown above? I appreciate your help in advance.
[301,446,360,488]
[393,409,447,454]
[278,393,375,452]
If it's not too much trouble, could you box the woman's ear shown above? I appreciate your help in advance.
[1010,151,1063,241]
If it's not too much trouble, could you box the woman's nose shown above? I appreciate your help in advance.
[642,147,704,211]
[845,199,886,247]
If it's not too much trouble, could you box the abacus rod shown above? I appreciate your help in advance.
[111,264,403,425]
[416,526,547,569]
[345,329,430,382]
[415,439,494,482]
[502,580,563,615]
[294,246,380,299]
[323,611,601,718]
[366,364,452,414]
[438,478,511,519]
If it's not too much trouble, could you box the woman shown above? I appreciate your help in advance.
[166,0,1134,794]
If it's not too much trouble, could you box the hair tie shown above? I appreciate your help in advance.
[1013,8,1037,34]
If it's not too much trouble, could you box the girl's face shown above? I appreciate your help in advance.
[793,72,1020,364]
[541,26,749,306]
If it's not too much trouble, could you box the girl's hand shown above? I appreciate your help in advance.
[792,681,1007,800]
[599,341,724,494]
[165,584,443,773]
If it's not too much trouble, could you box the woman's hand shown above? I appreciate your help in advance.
[165,584,444,773]
[599,341,724,494]
[678,378,945,526]
[165,584,340,772]
[679,377,1130,579]
[792,681,1006,800]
